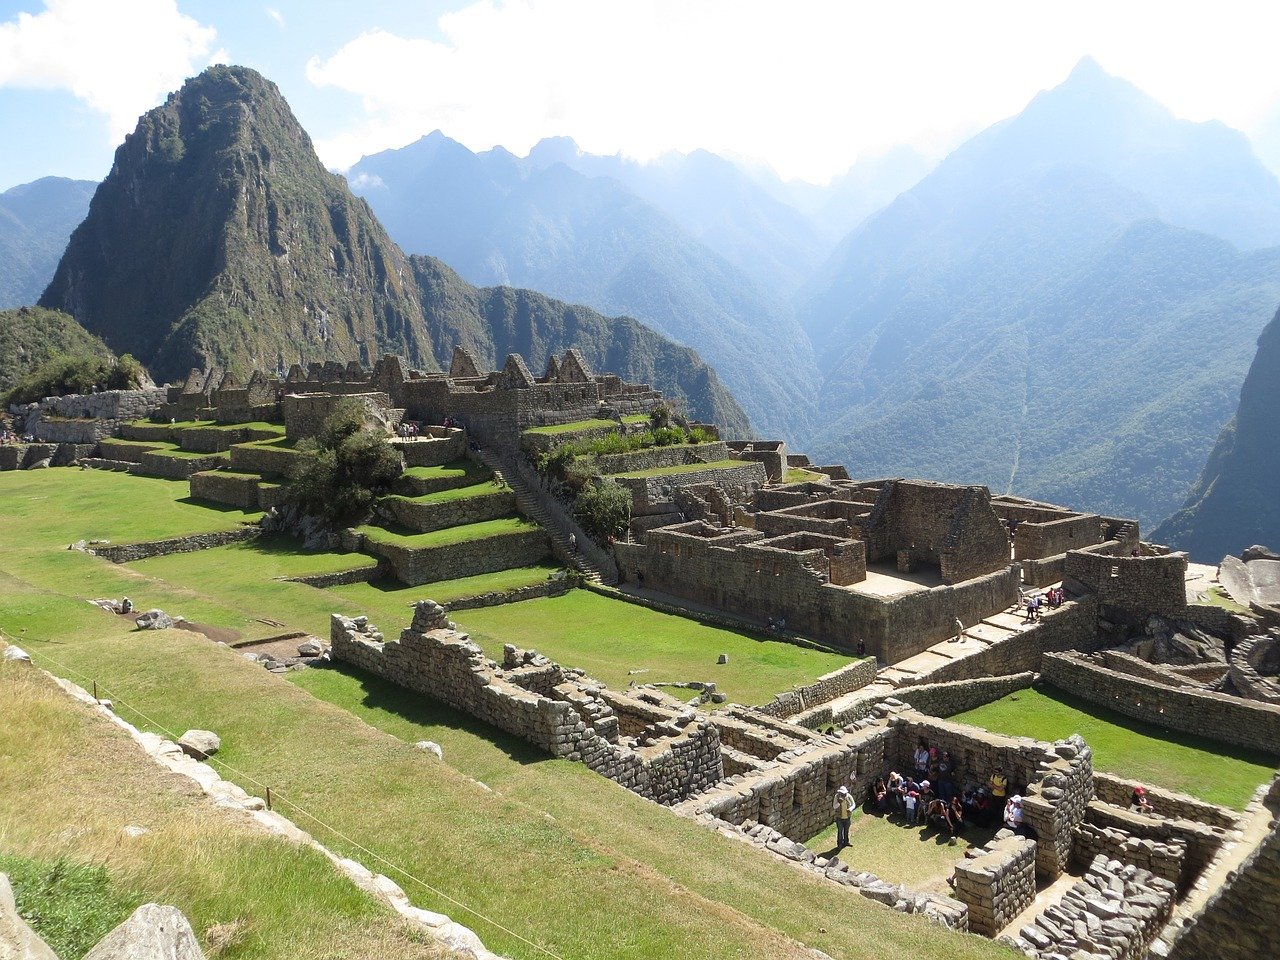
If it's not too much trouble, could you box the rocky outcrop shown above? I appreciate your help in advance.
[82,904,205,960]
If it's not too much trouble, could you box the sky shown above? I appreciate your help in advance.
[3,0,1280,192]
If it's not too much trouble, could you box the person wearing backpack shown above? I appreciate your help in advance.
[833,785,854,847]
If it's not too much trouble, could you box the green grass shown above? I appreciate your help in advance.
[805,811,998,893]
[0,665,445,960]
[357,516,541,549]
[456,591,852,705]
[329,565,564,614]
[147,448,229,460]
[383,481,509,506]
[523,417,625,436]
[98,438,178,453]
[1202,586,1250,613]
[401,460,489,483]
[0,854,140,960]
[187,420,284,434]
[612,459,745,479]
[783,468,826,484]
[953,686,1278,810]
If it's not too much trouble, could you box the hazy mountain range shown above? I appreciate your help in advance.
[7,56,1280,552]
[0,177,96,310]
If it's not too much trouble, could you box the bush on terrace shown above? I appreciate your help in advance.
[287,399,402,524]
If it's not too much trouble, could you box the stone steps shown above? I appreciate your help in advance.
[472,448,610,585]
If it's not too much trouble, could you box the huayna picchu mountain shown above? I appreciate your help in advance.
[1153,305,1280,561]
[39,65,748,434]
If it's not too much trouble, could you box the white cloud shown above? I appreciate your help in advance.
[306,0,1280,182]
[0,0,218,141]
[266,7,285,29]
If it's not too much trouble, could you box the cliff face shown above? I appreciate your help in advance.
[1154,306,1280,560]
[41,65,434,382]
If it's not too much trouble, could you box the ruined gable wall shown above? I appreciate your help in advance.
[1063,549,1188,620]
[1014,514,1102,562]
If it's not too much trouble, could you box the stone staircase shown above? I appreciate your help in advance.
[471,447,616,585]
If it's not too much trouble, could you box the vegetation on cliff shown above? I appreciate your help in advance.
[1153,306,1280,560]
[0,306,123,397]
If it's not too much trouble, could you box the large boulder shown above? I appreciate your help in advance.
[177,730,220,760]
[1,646,32,664]
[0,873,59,960]
[82,904,205,960]
[134,610,174,631]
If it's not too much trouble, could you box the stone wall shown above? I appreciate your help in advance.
[952,832,1036,936]
[887,672,1036,719]
[595,441,730,475]
[391,430,466,468]
[282,564,384,588]
[1091,772,1239,830]
[1003,855,1175,959]
[358,527,550,586]
[1064,549,1188,621]
[1161,779,1280,960]
[756,657,878,718]
[612,461,767,512]
[1014,513,1103,562]
[21,388,167,444]
[136,451,227,479]
[379,489,516,534]
[1082,801,1226,888]
[1042,652,1280,753]
[0,441,96,470]
[1074,819,1187,887]
[189,471,262,511]
[91,527,260,563]
[445,576,571,610]
[177,424,280,453]
[330,609,722,804]
[228,442,310,477]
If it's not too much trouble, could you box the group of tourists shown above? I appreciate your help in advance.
[1021,586,1066,622]
[397,420,423,438]
[829,736,1040,849]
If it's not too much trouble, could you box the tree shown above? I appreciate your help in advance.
[288,399,403,524]
[4,353,146,405]
[573,479,631,543]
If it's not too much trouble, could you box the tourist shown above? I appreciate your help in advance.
[1003,795,1025,834]
[1130,785,1155,815]
[833,785,854,847]
[926,796,950,831]
[948,796,966,835]
[988,767,1008,803]
[916,780,934,825]
[903,788,919,825]
[887,771,904,813]
[857,638,866,656]
[569,533,578,553]
[1023,597,1037,622]
[951,617,964,642]
[871,777,888,812]
[971,788,993,827]
[120,597,133,614]
[914,738,930,779]
[937,750,955,800]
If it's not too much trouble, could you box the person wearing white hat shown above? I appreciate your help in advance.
[833,785,854,847]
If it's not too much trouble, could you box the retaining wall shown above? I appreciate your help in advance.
[92,527,260,563]
[1042,652,1280,753]
[379,488,517,534]
[952,833,1036,936]
[357,528,550,586]
[756,657,878,718]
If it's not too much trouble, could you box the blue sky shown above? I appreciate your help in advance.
[4,0,1280,192]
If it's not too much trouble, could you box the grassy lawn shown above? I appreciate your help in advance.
[953,686,1278,810]
[783,468,826,484]
[523,415,646,437]
[131,535,378,582]
[806,811,998,893]
[455,591,852,706]
[612,459,744,479]
[357,516,541,548]
[383,481,509,506]
[401,460,489,483]
[149,449,230,460]
[1202,586,1250,613]
[329,565,565,621]
[0,663,444,960]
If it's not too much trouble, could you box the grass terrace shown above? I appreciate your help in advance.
[953,686,1279,810]
[456,591,853,706]
[401,460,489,483]
[357,516,540,549]
[783,467,827,484]
[383,480,510,506]
[523,414,649,436]
[612,459,744,479]
[0,664,445,960]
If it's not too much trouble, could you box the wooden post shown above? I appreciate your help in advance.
[266,787,273,811]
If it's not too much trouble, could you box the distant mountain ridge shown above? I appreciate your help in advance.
[0,177,95,310]
[798,58,1280,528]
[348,132,820,441]
[37,66,750,434]
[1153,307,1280,560]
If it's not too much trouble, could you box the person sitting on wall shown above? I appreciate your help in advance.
[926,796,951,832]
[871,777,888,812]
[1130,785,1155,815]
[971,788,993,827]
[936,750,956,800]
[887,771,904,814]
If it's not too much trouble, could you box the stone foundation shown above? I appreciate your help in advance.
[953,832,1036,936]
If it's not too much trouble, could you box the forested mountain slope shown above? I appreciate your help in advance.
[0,177,94,309]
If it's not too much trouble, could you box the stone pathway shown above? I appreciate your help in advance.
[996,870,1081,940]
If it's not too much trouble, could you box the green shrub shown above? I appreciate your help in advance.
[649,406,671,429]
[573,479,631,543]
[4,353,146,405]
[288,399,403,524]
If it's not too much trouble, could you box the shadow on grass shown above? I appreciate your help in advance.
[1036,683,1280,768]
[303,660,551,766]
[176,495,259,515]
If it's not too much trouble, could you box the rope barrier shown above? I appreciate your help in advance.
[12,641,567,960]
